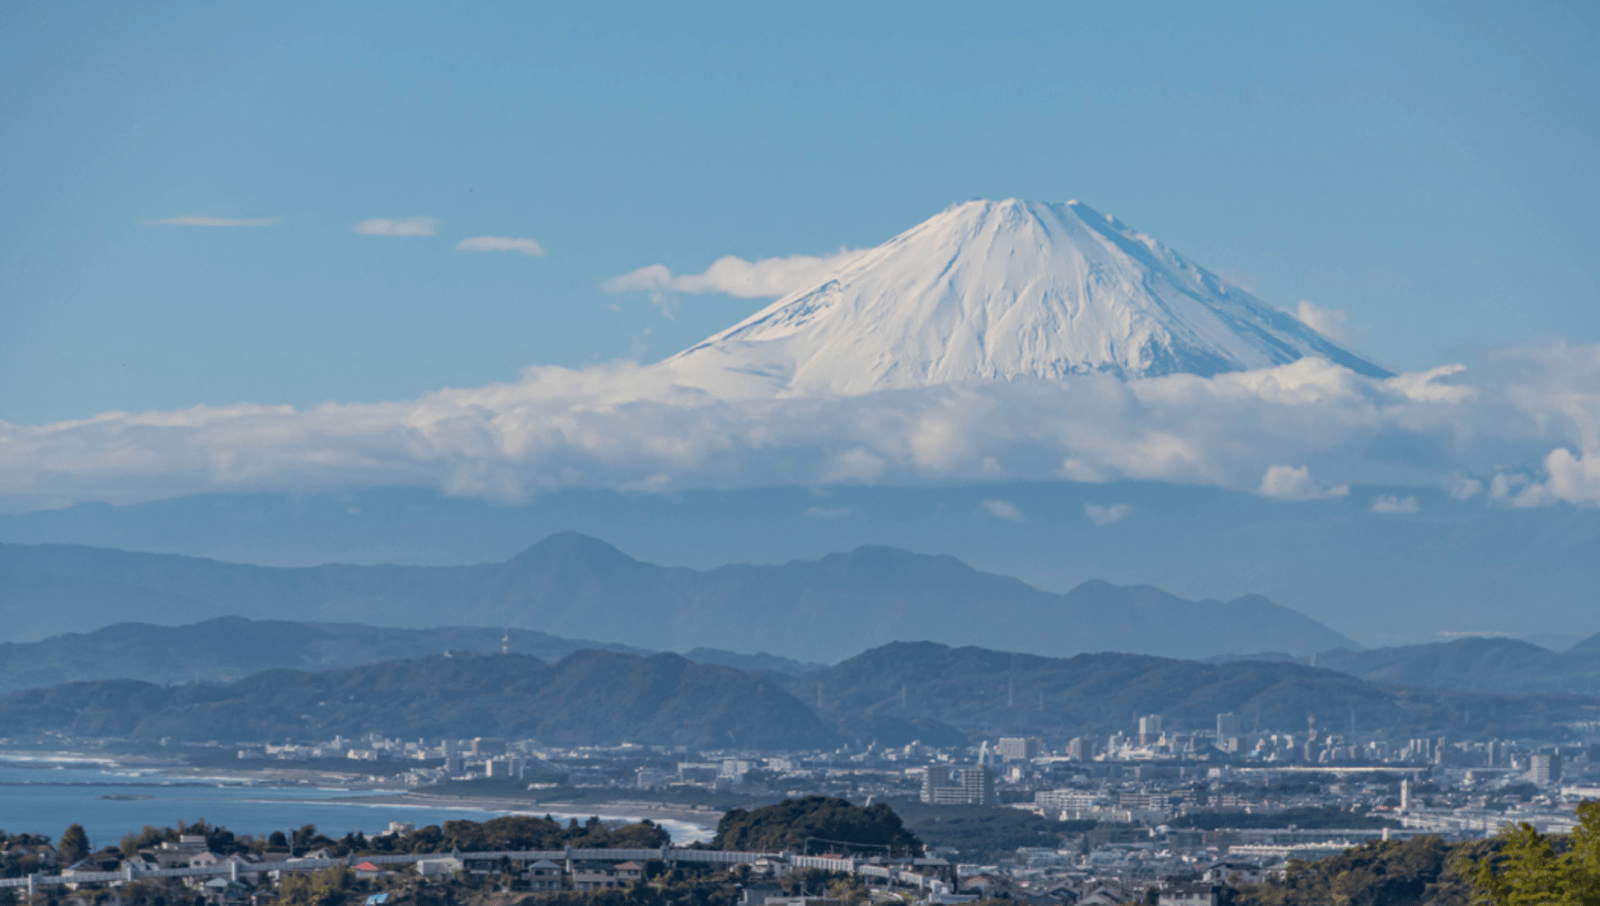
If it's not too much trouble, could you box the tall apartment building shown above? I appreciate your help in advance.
[1530,753,1562,787]
[1139,714,1163,746]
[485,755,523,778]
[960,766,994,805]
[997,737,1042,762]
[1216,713,1241,739]
[471,737,507,756]
[922,764,992,805]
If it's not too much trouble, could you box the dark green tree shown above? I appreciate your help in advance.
[713,796,921,856]
[275,865,352,906]
[1454,799,1600,906]
[58,825,90,865]
[1233,834,1482,906]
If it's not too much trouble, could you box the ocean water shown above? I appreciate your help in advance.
[0,757,713,852]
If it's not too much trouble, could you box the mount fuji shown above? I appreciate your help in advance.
[667,199,1389,396]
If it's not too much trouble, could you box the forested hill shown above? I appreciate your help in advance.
[1210,636,1600,696]
[5,641,1598,748]
[0,616,650,696]
[0,649,836,749]
[783,642,1600,743]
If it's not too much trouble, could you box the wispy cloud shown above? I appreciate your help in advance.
[355,216,436,237]
[604,250,862,300]
[981,499,1025,522]
[1294,300,1370,347]
[1258,465,1349,501]
[1371,494,1420,514]
[456,236,546,257]
[148,215,276,227]
[1451,478,1483,500]
[1085,503,1131,525]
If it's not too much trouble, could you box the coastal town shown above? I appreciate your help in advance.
[6,710,1596,906]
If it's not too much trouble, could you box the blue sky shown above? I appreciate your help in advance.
[4,2,1597,425]
[4,1,1600,653]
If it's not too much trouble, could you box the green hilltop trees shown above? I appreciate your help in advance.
[713,796,921,857]
[1226,799,1600,906]
[1455,800,1600,906]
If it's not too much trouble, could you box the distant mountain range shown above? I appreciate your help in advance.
[0,650,833,750]
[788,642,1600,744]
[7,483,1598,653]
[3,641,1595,747]
[0,616,820,697]
[0,617,639,696]
[1212,636,1600,696]
[7,615,1599,712]
[0,534,1356,661]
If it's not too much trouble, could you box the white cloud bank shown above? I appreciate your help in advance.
[3,343,1599,511]
[457,236,545,257]
[604,250,863,299]
[355,217,436,237]
[148,216,276,227]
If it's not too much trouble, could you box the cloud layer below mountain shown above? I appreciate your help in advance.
[3,343,1597,511]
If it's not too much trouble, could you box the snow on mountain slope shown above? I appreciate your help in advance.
[666,199,1389,396]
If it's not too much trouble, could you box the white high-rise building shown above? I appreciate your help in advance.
[1530,753,1562,787]
[1139,715,1163,746]
[997,737,1041,762]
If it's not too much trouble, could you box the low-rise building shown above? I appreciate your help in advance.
[1158,882,1220,906]
[416,857,464,878]
[527,860,563,891]
[572,861,628,890]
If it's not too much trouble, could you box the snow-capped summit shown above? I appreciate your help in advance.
[667,199,1388,396]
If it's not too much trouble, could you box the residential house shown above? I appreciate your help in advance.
[416,857,464,879]
[200,877,249,906]
[1158,882,1220,906]
[527,860,563,891]
[571,861,629,890]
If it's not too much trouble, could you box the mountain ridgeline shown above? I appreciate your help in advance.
[0,617,654,696]
[2,641,1596,747]
[0,534,1354,662]
[1211,636,1600,696]
[0,650,834,750]
[665,198,1390,397]
[782,642,1600,745]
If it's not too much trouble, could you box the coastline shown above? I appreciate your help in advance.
[0,750,723,844]
[351,791,723,833]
